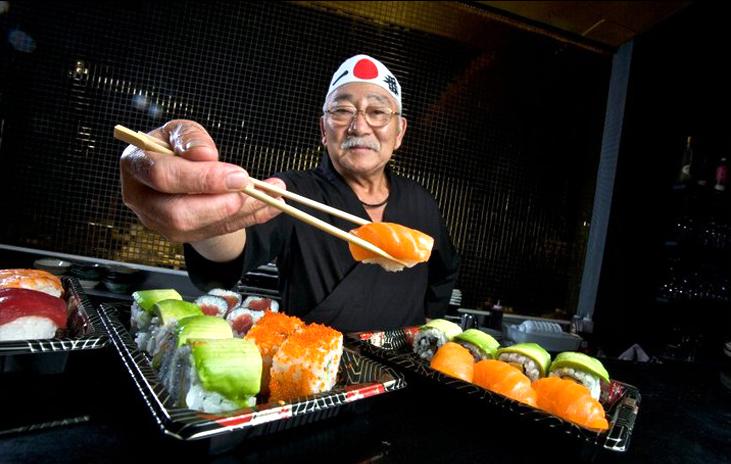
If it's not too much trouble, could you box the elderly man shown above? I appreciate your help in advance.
[121,55,459,331]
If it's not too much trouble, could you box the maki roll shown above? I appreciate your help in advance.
[413,319,463,361]
[453,328,500,361]
[136,299,203,354]
[0,288,67,341]
[131,289,182,333]
[155,315,233,387]
[245,312,305,395]
[194,294,229,318]
[429,342,474,382]
[548,352,610,400]
[496,343,551,382]
[182,338,262,413]
[241,296,279,313]
[269,323,343,402]
[473,359,537,407]
[533,376,609,431]
[226,296,279,337]
[207,288,242,312]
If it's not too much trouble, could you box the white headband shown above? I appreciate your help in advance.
[326,54,401,109]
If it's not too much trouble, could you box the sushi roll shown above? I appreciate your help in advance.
[269,323,343,402]
[496,342,551,382]
[348,222,434,272]
[136,299,203,354]
[154,315,233,386]
[472,359,537,407]
[194,294,229,318]
[226,296,280,337]
[413,318,463,361]
[429,342,474,382]
[533,376,609,431]
[207,288,242,312]
[181,338,262,413]
[453,328,500,361]
[548,351,610,400]
[244,312,305,394]
[0,288,67,341]
[0,268,64,298]
[130,289,182,333]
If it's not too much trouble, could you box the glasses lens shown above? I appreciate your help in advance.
[328,107,392,127]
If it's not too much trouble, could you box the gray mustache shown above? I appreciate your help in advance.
[341,137,380,151]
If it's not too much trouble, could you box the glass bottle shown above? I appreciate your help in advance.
[714,156,727,192]
[677,136,694,185]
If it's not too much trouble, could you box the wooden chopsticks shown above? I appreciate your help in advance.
[113,125,407,267]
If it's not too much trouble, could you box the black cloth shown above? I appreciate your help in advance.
[185,154,459,332]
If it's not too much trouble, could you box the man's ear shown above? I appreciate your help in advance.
[319,116,327,145]
[393,116,408,151]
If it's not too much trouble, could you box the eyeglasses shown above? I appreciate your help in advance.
[325,106,400,128]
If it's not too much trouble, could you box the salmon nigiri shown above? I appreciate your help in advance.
[429,341,474,382]
[349,222,434,272]
[533,376,609,431]
[473,359,537,407]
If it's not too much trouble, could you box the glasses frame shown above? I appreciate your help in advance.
[325,105,401,128]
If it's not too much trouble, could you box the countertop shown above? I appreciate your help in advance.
[1,347,729,463]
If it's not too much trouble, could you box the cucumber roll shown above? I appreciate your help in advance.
[131,289,182,333]
[453,329,500,361]
[413,319,463,361]
[496,343,551,382]
[548,352,610,400]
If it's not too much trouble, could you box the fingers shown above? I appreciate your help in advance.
[159,120,219,161]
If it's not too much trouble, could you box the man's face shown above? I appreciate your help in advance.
[319,83,407,178]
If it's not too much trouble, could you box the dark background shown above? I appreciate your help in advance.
[0,1,608,317]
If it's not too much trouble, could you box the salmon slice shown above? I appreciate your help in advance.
[473,359,537,407]
[349,222,434,272]
[430,341,474,382]
[533,376,609,431]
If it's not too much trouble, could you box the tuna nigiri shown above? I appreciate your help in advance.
[473,359,537,407]
[0,287,67,341]
[533,376,609,431]
[429,341,474,382]
[348,222,434,272]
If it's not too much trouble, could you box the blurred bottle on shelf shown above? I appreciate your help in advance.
[714,156,727,192]
[677,136,695,185]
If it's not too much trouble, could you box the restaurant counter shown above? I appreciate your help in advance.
[1,346,729,464]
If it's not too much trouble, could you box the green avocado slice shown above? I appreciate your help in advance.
[420,319,462,340]
[190,338,262,403]
[496,342,552,376]
[550,351,610,382]
[176,315,233,347]
[132,289,182,312]
[454,329,500,358]
[154,299,203,326]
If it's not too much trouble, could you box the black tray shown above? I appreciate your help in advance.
[98,303,406,453]
[350,327,640,454]
[0,276,108,359]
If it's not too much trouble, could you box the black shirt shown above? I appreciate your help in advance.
[185,154,459,332]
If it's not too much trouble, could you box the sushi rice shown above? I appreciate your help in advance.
[498,352,542,382]
[549,367,601,400]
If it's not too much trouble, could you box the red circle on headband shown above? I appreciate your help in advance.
[353,59,378,79]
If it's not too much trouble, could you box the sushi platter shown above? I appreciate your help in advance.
[0,275,107,357]
[349,326,641,454]
[98,302,406,451]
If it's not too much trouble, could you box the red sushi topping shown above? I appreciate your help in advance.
[246,298,271,312]
[0,287,67,328]
[232,313,254,335]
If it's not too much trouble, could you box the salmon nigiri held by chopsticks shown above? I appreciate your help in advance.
[348,222,434,272]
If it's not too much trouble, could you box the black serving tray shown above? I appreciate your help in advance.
[350,327,640,454]
[98,303,406,454]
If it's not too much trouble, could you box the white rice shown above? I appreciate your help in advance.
[413,328,448,361]
[498,352,541,381]
[0,316,58,341]
[362,257,407,272]
[550,367,601,400]
[185,367,256,413]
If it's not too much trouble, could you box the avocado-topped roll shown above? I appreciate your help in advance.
[496,343,551,382]
[182,338,262,413]
[136,299,203,354]
[131,289,182,333]
[453,329,500,361]
[154,315,233,386]
[548,352,609,400]
[413,319,463,361]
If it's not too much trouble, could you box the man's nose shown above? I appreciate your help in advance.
[347,111,371,134]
